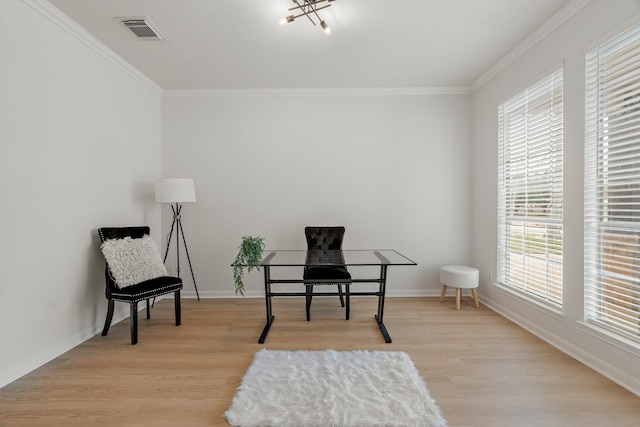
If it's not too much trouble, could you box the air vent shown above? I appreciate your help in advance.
[120,17,165,40]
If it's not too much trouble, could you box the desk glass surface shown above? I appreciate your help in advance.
[260,250,416,267]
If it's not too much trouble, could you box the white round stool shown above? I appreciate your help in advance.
[439,265,480,310]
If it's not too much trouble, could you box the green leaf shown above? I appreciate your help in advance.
[231,235,265,296]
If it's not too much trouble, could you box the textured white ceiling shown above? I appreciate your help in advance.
[46,0,575,91]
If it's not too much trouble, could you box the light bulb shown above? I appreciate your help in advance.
[280,15,295,25]
[321,20,331,34]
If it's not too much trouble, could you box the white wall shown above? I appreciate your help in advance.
[12,0,638,398]
[471,0,640,395]
[0,0,162,387]
[161,92,471,297]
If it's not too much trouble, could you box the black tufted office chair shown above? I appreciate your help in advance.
[303,226,352,321]
[98,226,182,345]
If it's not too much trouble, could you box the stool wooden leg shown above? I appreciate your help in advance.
[456,288,461,311]
[472,288,480,308]
[440,285,447,303]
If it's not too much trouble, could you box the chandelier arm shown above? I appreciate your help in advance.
[289,3,332,14]
[290,11,316,25]
[284,0,334,30]
[288,0,332,11]
[291,0,316,25]
[311,4,332,21]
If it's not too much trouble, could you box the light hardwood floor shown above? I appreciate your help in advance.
[1,297,638,426]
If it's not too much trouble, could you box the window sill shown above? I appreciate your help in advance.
[493,282,565,322]
[578,321,640,357]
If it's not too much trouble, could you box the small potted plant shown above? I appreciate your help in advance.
[232,235,265,296]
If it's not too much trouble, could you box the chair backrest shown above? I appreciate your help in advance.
[305,226,346,250]
[98,226,150,243]
[97,226,151,295]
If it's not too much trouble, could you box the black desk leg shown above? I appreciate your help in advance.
[259,266,274,344]
[374,264,392,343]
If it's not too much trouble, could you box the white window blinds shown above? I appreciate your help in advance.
[498,68,563,308]
[585,23,640,342]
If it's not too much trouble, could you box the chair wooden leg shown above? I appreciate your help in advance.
[472,288,480,308]
[146,299,151,319]
[130,302,138,345]
[439,285,447,303]
[456,288,461,311]
[174,290,181,326]
[102,300,115,336]
[306,285,313,321]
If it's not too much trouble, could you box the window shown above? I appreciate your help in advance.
[498,68,563,308]
[585,23,640,342]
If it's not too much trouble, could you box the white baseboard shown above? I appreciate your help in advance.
[178,289,442,299]
[480,296,640,397]
[0,308,129,389]
[12,291,635,400]
[3,291,440,388]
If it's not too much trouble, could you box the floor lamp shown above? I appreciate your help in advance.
[155,178,200,300]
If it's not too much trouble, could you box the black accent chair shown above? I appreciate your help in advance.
[98,226,182,345]
[303,226,352,321]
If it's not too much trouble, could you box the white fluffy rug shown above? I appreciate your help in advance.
[225,349,447,427]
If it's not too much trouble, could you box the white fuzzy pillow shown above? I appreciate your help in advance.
[100,235,168,288]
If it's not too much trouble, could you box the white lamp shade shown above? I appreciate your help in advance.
[155,178,196,203]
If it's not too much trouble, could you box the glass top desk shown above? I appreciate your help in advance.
[257,250,416,343]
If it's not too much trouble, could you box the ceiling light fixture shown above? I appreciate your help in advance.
[279,0,336,34]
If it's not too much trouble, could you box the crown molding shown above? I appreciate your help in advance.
[162,86,472,98]
[24,0,163,96]
[28,0,589,98]
[470,0,592,92]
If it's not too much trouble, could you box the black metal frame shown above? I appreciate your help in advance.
[258,251,397,344]
[163,203,199,300]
